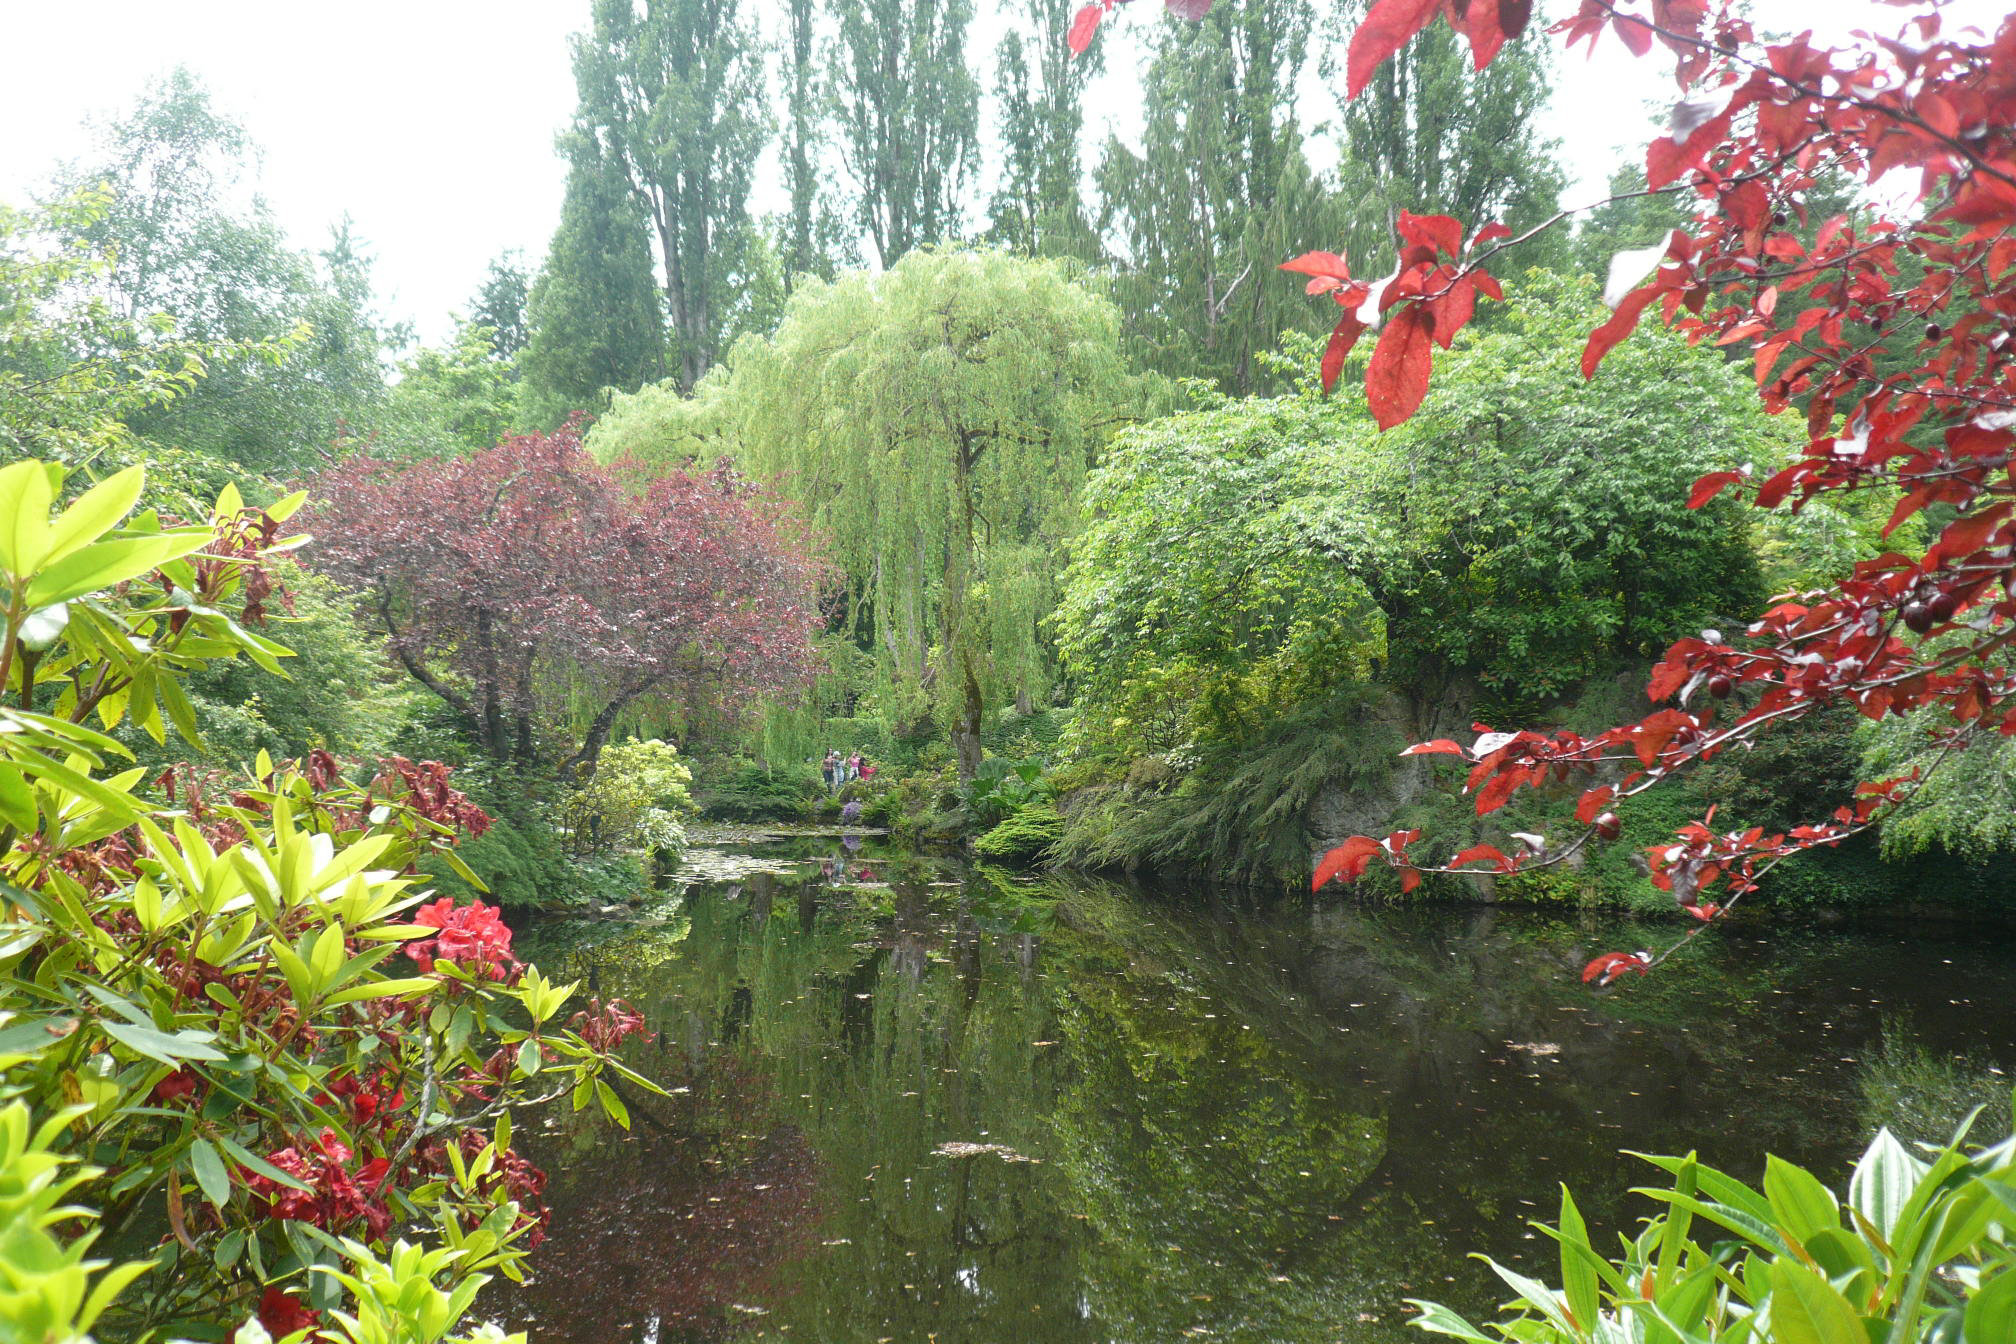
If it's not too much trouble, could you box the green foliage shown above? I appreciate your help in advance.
[54,70,391,475]
[567,0,771,390]
[830,0,979,265]
[558,738,694,858]
[0,1101,150,1344]
[130,562,417,773]
[419,778,645,915]
[518,129,666,431]
[966,754,1054,827]
[777,0,852,287]
[1408,1121,2016,1344]
[0,192,268,478]
[1058,684,1403,888]
[0,458,654,1337]
[292,1238,526,1344]
[1363,274,1773,712]
[973,801,1066,866]
[986,0,1103,261]
[1058,275,1779,759]
[692,756,822,822]
[1860,1026,2015,1151]
[374,323,521,459]
[1865,702,2016,860]
[1096,0,1337,394]
[596,248,1140,772]
[1329,11,1565,278]
[469,252,531,361]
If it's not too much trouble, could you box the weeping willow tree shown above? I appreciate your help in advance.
[591,248,1139,776]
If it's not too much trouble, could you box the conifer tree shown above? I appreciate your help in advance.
[519,129,666,430]
[470,252,532,361]
[986,0,1101,260]
[830,0,980,265]
[569,0,769,391]
[1096,0,1337,393]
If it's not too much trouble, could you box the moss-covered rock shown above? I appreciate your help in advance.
[974,803,1067,866]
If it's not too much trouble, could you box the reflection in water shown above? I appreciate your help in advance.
[500,847,2016,1344]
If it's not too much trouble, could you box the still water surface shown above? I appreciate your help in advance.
[496,833,2016,1344]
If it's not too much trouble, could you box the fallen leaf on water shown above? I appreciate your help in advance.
[932,1141,1039,1163]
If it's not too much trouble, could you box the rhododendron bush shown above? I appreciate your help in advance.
[1090,0,2016,980]
[0,461,659,1340]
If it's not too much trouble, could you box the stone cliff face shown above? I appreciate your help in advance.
[1305,687,1451,887]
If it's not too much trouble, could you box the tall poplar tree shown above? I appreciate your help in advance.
[519,129,666,430]
[1096,0,1337,394]
[830,0,980,266]
[569,0,768,391]
[1325,14,1563,269]
[986,0,1101,260]
[778,0,849,289]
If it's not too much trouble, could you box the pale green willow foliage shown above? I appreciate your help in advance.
[592,248,1142,768]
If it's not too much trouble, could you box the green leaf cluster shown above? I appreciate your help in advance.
[1410,1115,2016,1344]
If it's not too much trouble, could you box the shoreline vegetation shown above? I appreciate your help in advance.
[6,0,2015,1337]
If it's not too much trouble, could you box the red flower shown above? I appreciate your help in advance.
[257,1287,320,1339]
[244,1129,392,1238]
[405,898,520,981]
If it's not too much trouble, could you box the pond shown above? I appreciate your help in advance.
[492,830,2016,1344]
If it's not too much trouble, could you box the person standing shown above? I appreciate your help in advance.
[846,750,862,785]
[821,749,839,793]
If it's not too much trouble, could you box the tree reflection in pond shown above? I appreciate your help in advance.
[501,856,2016,1344]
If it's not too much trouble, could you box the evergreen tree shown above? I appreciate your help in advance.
[519,129,666,430]
[986,0,1101,260]
[570,0,769,391]
[470,252,532,360]
[1096,0,1336,393]
[830,0,980,266]
[1326,15,1564,270]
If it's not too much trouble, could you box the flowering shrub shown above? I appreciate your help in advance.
[0,461,661,1340]
[557,737,694,859]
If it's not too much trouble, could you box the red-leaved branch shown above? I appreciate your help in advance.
[1089,0,2016,985]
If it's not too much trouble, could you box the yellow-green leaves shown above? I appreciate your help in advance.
[43,467,145,565]
[0,463,203,605]
[0,460,57,579]
[25,533,210,610]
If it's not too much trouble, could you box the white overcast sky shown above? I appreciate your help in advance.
[1,0,2004,347]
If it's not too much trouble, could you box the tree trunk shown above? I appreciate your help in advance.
[952,657,984,782]
[558,677,659,780]
[947,430,985,782]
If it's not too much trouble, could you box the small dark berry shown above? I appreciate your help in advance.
[1902,600,1934,634]
[1926,323,1942,342]
[1707,674,1734,699]
[1594,812,1622,841]
[1928,590,1963,622]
